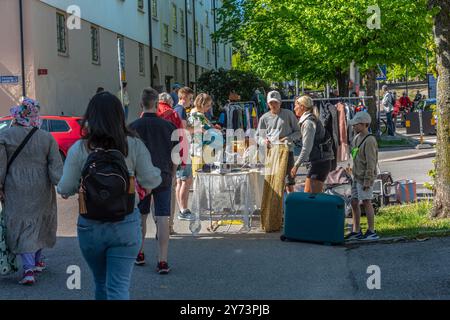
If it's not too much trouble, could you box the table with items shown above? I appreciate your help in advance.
[190,168,265,234]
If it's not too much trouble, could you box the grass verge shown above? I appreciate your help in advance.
[359,201,450,239]
[377,137,413,148]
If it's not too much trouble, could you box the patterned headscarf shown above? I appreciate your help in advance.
[10,98,42,128]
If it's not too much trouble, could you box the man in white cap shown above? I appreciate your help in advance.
[346,112,379,241]
[256,90,301,192]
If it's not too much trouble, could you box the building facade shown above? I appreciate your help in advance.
[0,0,232,120]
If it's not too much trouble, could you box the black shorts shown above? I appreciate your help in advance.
[307,160,332,182]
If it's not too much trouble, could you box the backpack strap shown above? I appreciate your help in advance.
[6,127,38,177]
[357,134,374,149]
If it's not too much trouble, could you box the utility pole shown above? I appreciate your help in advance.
[185,0,190,85]
[213,0,218,70]
[147,0,154,87]
[19,0,26,97]
[193,0,197,90]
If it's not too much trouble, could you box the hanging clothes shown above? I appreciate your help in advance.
[336,102,349,162]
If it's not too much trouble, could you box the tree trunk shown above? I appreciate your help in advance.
[336,67,349,97]
[365,68,378,134]
[430,0,450,218]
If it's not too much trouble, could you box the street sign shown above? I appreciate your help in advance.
[427,73,437,99]
[376,64,387,81]
[0,76,19,84]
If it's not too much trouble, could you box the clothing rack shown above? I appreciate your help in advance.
[282,96,374,103]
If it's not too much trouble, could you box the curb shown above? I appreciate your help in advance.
[379,150,436,163]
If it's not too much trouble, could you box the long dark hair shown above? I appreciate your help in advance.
[81,91,135,156]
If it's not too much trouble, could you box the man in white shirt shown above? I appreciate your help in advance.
[381,85,395,136]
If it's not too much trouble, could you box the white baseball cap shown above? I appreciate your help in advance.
[267,91,282,104]
[349,112,372,125]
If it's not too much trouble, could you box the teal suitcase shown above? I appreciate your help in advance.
[281,192,345,245]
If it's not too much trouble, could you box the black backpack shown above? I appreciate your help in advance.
[306,115,334,162]
[80,149,134,222]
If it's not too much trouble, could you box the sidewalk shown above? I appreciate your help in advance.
[395,127,437,146]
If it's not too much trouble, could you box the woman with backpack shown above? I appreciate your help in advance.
[57,92,162,300]
[0,98,63,285]
[290,96,334,193]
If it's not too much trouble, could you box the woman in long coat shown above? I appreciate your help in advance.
[0,98,63,285]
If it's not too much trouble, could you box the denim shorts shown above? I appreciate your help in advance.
[137,187,171,217]
[176,164,192,180]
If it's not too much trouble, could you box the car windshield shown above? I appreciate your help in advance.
[0,119,11,131]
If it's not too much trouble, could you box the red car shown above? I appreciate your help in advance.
[0,115,83,161]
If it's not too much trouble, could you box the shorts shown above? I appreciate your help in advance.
[285,152,296,186]
[307,160,332,182]
[176,164,192,180]
[137,187,171,216]
[351,181,374,201]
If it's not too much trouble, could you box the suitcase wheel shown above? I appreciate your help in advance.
[280,235,287,242]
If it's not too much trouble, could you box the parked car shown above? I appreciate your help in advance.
[0,115,83,161]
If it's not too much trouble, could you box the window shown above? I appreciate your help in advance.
[163,24,170,45]
[172,4,177,32]
[50,120,70,133]
[138,0,144,11]
[195,21,199,46]
[139,43,145,76]
[200,25,204,48]
[188,38,193,55]
[151,0,157,18]
[224,44,227,62]
[180,9,185,35]
[205,11,209,28]
[0,119,11,132]
[174,57,178,82]
[56,12,68,54]
[40,119,49,132]
[181,60,185,83]
[90,26,100,64]
[207,49,211,65]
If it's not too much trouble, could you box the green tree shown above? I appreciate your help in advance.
[429,0,450,218]
[216,0,432,132]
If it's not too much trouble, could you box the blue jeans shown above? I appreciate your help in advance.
[77,209,142,300]
[386,112,395,136]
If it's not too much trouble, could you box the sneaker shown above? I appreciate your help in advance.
[177,209,195,221]
[34,261,46,273]
[19,270,35,285]
[156,261,171,275]
[135,252,146,266]
[344,230,364,241]
[360,230,380,241]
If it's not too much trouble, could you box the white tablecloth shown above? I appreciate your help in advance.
[190,170,264,233]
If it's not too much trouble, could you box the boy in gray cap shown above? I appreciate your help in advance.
[346,112,379,241]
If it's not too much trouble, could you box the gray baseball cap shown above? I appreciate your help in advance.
[267,90,282,103]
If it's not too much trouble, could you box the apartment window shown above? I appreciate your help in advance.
[180,9,185,35]
[205,11,209,28]
[188,38,193,56]
[181,60,185,83]
[195,21,199,46]
[224,44,227,62]
[56,12,68,55]
[90,26,100,64]
[172,4,177,32]
[200,25,204,48]
[138,0,144,11]
[174,57,178,82]
[139,43,145,76]
[163,24,170,45]
[151,0,158,18]
[207,49,211,65]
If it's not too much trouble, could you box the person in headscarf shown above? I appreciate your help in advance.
[0,98,63,285]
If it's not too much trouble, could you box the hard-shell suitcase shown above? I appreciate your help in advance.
[281,192,345,245]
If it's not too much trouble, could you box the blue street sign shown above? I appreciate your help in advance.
[0,76,19,84]
[427,73,437,99]
[376,64,387,81]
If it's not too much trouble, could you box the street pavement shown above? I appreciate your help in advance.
[1,190,448,300]
[0,145,440,300]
